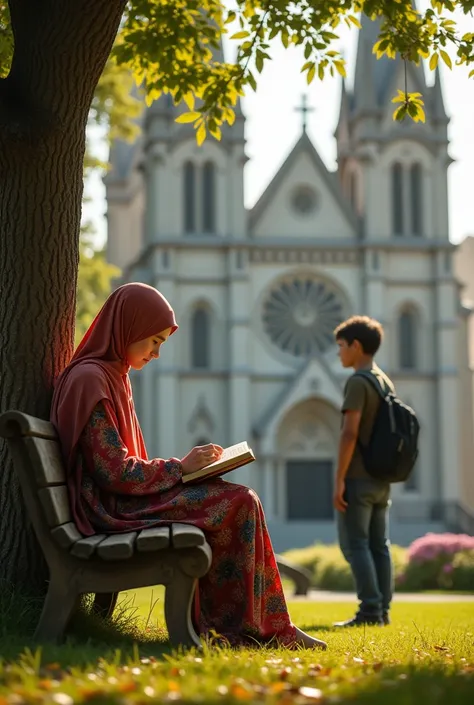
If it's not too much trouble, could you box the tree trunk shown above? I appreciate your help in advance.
[0,0,126,593]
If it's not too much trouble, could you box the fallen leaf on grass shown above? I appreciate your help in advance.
[298,686,324,700]
[118,682,136,693]
[433,645,448,652]
[52,694,74,705]
[268,682,290,694]
[229,682,254,700]
[37,680,53,690]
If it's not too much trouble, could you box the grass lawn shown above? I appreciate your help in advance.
[0,588,473,704]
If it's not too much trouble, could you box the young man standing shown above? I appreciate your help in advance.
[333,315,394,627]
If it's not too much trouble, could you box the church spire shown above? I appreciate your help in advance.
[355,38,378,113]
[431,66,448,122]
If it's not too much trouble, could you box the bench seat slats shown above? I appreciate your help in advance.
[97,533,137,560]
[26,437,66,487]
[71,534,108,559]
[171,523,206,549]
[137,526,170,552]
[38,486,71,527]
[51,522,83,549]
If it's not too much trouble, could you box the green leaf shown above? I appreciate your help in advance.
[247,71,257,92]
[307,64,316,84]
[469,69,474,78]
[393,104,408,121]
[209,125,222,141]
[175,111,201,124]
[230,31,250,40]
[429,53,439,71]
[334,61,346,78]
[440,50,452,69]
[347,15,361,29]
[256,51,264,74]
[304,43,312,60]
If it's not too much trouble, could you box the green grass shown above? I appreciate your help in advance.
[0,590,473,704]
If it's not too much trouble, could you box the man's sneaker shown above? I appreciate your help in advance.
[333,613,383,628]
[382,611,390,626]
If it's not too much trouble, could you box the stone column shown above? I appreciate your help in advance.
[434,268,460,504]
[144,144,163,246]
[227,256,252,485]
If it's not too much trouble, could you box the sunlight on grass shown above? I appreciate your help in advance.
[0,596,473,704]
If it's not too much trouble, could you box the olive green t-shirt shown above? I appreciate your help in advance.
[342,363,395,480]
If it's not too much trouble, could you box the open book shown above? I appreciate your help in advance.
[181,441,256,485]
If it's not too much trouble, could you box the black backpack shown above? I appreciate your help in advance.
[354,370,420,483]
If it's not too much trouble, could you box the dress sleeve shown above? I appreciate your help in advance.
[78,401,183,495]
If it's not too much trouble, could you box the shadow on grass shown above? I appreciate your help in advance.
[0,583,174,665]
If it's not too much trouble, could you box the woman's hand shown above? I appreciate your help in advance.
[180,443,224,475]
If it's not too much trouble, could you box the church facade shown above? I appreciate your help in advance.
[105,18,474,551]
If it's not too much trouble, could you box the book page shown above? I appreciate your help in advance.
[204,441,249,470]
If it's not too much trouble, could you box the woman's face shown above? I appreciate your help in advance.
[126,327,173,370]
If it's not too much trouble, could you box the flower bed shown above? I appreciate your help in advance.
[397,533,474,591]
[282,533,474,592]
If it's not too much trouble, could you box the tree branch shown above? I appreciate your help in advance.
[1,0,127,141]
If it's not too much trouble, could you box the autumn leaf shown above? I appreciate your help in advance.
[298,686,324,700]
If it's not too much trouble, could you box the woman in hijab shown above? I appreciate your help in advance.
[51,282,327,650]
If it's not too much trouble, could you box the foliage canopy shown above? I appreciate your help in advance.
[2,1,474,140]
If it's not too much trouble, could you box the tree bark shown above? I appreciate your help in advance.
[0,0,126,593]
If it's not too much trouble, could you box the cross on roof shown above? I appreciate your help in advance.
[295,94,314,132]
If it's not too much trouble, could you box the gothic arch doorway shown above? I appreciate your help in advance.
[276,398,339,521]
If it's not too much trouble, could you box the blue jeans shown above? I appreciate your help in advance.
[337,478,393,617]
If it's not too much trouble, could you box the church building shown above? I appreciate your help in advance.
[105,17,474,551]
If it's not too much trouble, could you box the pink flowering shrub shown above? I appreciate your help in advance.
[397,533,474,591]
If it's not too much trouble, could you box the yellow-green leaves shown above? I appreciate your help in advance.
[429,53,439,70]
[440,50,452,69]
[392,90,426,123]
[109,0,474,146]
[175,112,202,124]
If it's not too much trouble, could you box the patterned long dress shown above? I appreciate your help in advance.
[76,402,297,646]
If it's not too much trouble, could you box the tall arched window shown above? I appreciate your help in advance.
[391,162,404,236]
[191,308,210,368]
[398,309,417,369]
[202,161,215,233]
[410,163,423,236]
[184,161,196,233]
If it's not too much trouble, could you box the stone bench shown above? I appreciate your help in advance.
[0,411,212,649]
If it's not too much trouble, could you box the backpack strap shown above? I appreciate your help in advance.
[353,369,390,400]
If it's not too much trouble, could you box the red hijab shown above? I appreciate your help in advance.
[51,283,178,528]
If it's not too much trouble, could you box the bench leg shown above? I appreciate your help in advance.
[34,579,77,643]
[165,573,201,649]
[93,592,119,619]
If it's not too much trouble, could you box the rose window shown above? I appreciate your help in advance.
[262,277,345,357]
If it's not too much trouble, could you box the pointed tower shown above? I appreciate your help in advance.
[335,8,462,520]
[141,41,246,250]
[335,9,450,243]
